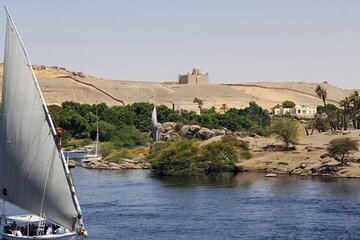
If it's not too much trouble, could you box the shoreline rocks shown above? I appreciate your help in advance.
[82,158,151,170]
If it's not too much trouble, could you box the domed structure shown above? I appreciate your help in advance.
[178,67,209,85]
[191,67,202,75]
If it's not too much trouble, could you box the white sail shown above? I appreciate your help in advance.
[0,10,81,230]
[151,106,159,141]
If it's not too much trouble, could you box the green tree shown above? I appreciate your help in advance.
[111,126,148,147]
[246,101,271,127]
[282,100,296,108]
[90,120,117,141]
[62,101,82,112]
[269,119,299,150]
[157,104,183,123]
[130,102,154,132]
[149,139,201,176]
[58,111,91,138]
[91,103,108,120]
[197,114,220,129]
[103,106,135,127]
[327,138,358,164]
[181,110,198,122]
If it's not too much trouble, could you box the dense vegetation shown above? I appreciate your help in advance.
[148,136,251,176]
[49,101,271,147]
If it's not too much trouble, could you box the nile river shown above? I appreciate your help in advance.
[6,168,360,239]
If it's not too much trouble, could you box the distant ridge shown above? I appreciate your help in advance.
[224,83,340,104]
[0,64,356,110]
[56,75,125,105]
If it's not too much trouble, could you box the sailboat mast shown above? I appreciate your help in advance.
[3,5,84,226]
[95,115,99,156]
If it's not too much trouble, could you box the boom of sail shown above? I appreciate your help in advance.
[0,7,85,236]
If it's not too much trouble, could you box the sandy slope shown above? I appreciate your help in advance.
[236,130,360,178]
[0,64,357,109]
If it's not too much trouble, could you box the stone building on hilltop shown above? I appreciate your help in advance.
[178,67,209,84]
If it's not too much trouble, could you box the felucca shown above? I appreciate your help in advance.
[0,7,87,239]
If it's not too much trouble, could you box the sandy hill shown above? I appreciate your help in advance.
[0,64,357,110]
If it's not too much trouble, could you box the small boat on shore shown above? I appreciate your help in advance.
[82,117,101,164]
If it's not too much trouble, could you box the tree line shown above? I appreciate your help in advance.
[310,86,360,133]
[48,101,271,146]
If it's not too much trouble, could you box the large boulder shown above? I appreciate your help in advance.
[162,122,176,131]
[196,128,216,140]
[189,125,201,134]
[180,125,192,137]
[158,124,165,133]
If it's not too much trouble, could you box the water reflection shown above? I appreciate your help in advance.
[150,171,360,202]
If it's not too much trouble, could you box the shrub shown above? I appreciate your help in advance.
[100,142,117,156]
[149,141,171,155]
[62,138,92,148]
[106,149,131,163]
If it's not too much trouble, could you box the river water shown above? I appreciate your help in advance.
[5,168,360,239]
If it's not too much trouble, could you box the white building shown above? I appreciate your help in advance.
[272,107,294,115]
[293,105,317,118]
[272,104,317,119]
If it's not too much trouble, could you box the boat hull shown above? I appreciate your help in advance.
[1,232,77,239]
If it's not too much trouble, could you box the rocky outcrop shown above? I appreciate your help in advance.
[156,122,265,141]
[82,158,151,170]
[157,122,227,141]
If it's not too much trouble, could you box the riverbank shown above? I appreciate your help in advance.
[74,129,360,178]
[236,129,360,178]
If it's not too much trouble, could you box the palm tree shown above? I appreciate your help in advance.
[193,97,204,112]
[339,97,350,130]
[315,85,335,131]
[315,85,327,108]
[349,91,360,129]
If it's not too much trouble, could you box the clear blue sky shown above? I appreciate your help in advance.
[1,0,360,89]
